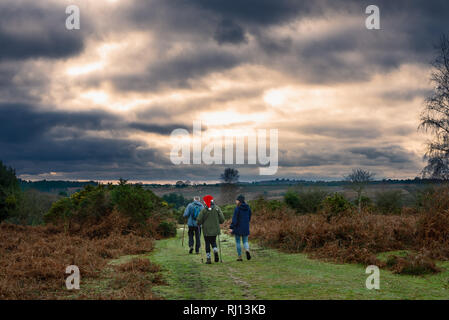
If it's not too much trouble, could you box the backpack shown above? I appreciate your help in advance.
[192,204,201,220]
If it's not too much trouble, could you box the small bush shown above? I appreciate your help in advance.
[162,193,191,209]
[353,195,374,212]
[409,185,438,209]
[110,181,156,224]
[387,252,440,275]
[416,185,449,260]
[284,188,328,214]
[0,161,21,223]
[322,193,353,218]
[174,206,186,224]
[157,221,177,237]
[44,197,74,229]
[375,190,403,214]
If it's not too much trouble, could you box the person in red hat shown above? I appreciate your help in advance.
[196,195,225,264]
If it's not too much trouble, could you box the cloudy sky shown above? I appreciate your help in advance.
[1,0,448,182]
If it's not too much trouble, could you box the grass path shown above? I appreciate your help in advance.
[148,227,449,299]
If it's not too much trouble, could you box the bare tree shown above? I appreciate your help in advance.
[220,168,240,184]
[219,168,240,204]
[419,34,449,180]
[345,168,375,214]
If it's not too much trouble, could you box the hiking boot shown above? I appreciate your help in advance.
[195,251,199,255]
[237,256,243,261]
[214,252,219,262]
[189,248,193,254]
[206,258,212,264]
[246,250,251,260]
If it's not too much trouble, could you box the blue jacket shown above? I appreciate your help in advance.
[230,202,252,236]
[183,201,204,227]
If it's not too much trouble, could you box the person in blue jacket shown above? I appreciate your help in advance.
[183,196,204,254]
[229,194,252,261]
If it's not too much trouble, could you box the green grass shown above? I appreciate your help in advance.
[148,227,449,299]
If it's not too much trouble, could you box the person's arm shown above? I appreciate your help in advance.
[248,206,252,222]
[183,204,191,218]
[230,207,239,230]
[217,207,225,224]
[196,209,205,225]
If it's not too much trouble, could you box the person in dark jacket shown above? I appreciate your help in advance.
[229,194,252,261]
[197,195,225,264]
[183,196,204,254]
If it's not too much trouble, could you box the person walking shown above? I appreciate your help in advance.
[229,195,252,261]
[197,195,225,264]
[183,196,204,254]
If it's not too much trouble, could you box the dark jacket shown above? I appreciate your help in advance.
[183,201,204,227]
[230,202,251,236]
[197,205,225,236]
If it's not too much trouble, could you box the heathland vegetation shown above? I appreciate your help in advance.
[0,163,176,299]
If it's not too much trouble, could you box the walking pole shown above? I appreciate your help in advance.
[200,233,204,264]
[182,220,186,247]
[218,234,223,263]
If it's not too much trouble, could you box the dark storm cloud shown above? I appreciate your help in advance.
[279,144,418,168]
[184,0,319,25]
[381,89,433,102]
[297,122,382,140]
[129,122,190,134]
[213,19,247,45]
[0,103,190,142]
[0,103,183,177]
[346,146,416,164]
[0,2,86,61]
[280,150,346,167]
[0,103,118,143]
[294,121,416,140]
[113,49,240,91]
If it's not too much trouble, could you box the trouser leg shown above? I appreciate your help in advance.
[188,227,194,248]
[204,235,211,258]
[195,226,201,252]
[235,234,242,256]
[242,235,249,251]
[211,236,218,253]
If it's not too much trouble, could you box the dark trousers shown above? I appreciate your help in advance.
[204,235,217,254]
[188,226,201,252]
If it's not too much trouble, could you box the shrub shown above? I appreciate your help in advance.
[0,161,21,223]
[157,221,177,237]
[375,190,403,214]
[284,188,328,214]
[174,206,186,224]
[162,193,191,209]
[110,182,155,224]
[416,185,449,259]
[353,195,374,212]
[387,252,440,275]
[44,197,73,227]
[322,193,353,218]
[44,181,175,238]
[73,185,111,220]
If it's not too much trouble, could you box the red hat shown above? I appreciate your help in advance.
[203,195,214,209]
